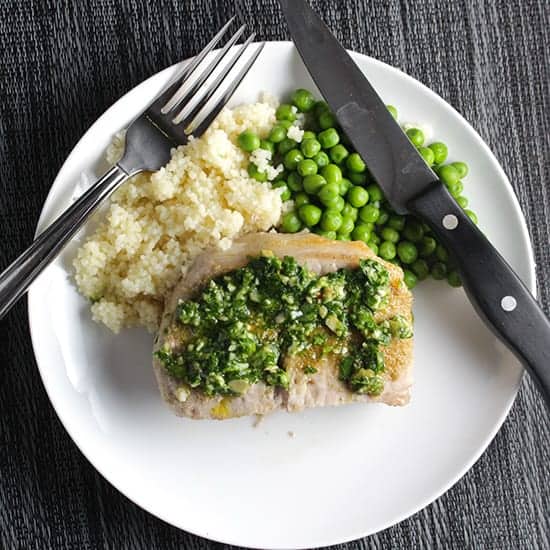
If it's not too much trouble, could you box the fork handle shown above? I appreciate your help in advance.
[0,165,129,319]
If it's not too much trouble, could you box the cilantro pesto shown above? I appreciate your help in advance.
[155,254,412,397]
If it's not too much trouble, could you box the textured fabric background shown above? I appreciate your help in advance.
[0,0,548,548]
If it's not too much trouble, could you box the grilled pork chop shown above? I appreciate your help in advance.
[153,233,413,419]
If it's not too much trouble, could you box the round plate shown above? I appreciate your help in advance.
[28,42,535,548]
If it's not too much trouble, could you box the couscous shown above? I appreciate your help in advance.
[74,97,285,333]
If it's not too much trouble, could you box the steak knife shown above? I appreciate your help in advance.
[278,0,550,409]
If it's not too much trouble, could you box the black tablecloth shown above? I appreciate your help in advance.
[1,1,549,548]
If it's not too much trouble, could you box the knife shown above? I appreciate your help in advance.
[279,0,550,409]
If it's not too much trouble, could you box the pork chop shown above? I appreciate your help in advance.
[153,232,413,419]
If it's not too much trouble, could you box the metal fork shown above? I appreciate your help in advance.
[0,20,264,319]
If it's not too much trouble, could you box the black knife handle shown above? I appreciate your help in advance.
[408,182,550,409]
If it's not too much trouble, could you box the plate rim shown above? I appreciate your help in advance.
[27,41,536,548]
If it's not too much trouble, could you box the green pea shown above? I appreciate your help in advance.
[465,209,478,224]
[386,105,398,119]
[315,228,337,239]
[352,224,371,243]
[363,221,375,232]
[294,192,310,208]
[369,232,381,245]
[379,241,397,260]
[268,125,287,143]
[320,209,343,231]
[456,196,469,208]
[447,270,462,288]
[406,128,425,147]
[439,164,460,186]
[448,180,464,198]
[297,158,318,177]
[347,186,369,208]
[278,137,297,155]
[333,196,345,212]
[411,259,429,280]
[276,103,297,122]
[318,110,337,129]
[451,161,469,179]
[302,130,316,140]
[318,128,340,149]
[281,187,291,201]
[272,181,291,201]
[278,120,293,130]
[366,184,384,202]
[287,171,303,192]
[397,241,418,264]
[346,152,366,173]
[336,234,351,241]
[330,144,349,164]
[237,130,261,152]
[375,209,390,226]
[321,163,342,184]
[280,211,302,233]
[247,163,267,182]
[291,88,315,112]
[380,227,400,243]
[431,262,447,280]
[403,270,418,289]
[314,100,329,117]
[419,236,437,257]
[338,216,355,235]
[359,204,380,223]
[403,220,424,242]
[428,142,448,165]
[284,149,304,171]
[313,151,330,168]
[341,204,358,221]
[318,183,340,206]
[338,178,352,196]
[367,240,379,255]
[298,204,322,227]
[303,174,327,195]
[348,172,368,186]
[388,215,406,231]
[436,244,449,262]
[301,138,322,158]
[259,139,275,154]
[418,146,435,166]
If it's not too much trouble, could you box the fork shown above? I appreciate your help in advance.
[0,19,264,319]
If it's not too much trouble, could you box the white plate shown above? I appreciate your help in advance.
[28,42,535,548]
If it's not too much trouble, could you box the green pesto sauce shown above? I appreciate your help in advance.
[155,254,412,397]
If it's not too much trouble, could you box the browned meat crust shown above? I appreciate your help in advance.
[153,232,413,419]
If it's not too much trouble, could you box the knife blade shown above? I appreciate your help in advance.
[279,0,550,411]
[278,0,437,214]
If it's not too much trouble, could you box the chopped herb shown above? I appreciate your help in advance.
[349,369,385,396]
[389,315,414,339]
[155,255,406,397]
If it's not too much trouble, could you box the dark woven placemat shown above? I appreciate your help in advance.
[1,0,549,548]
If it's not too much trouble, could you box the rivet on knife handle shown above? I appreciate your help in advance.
[409,183,550,408]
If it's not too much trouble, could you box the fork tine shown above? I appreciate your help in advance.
[162,23,247,115]
[172,32,257,126]
[149,16,235,111]
[187,42,265,137]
